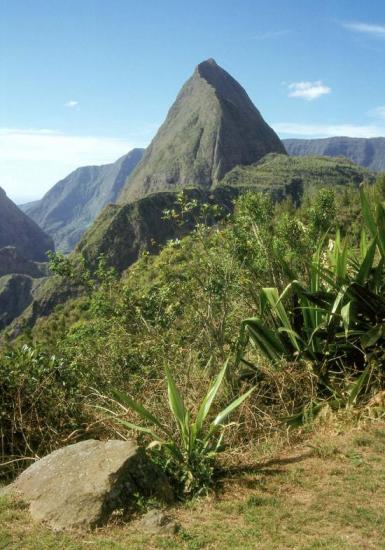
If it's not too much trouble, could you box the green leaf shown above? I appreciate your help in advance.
[360,228,368,260]
[114,417,161,441]
[242,318,287,364]
[165,365,189,438]
[360,186,377,239]
[261,287,300,351]
[111,389,168,434]
[356,238,377,284]
[376,202,385,260]
[340,301,351,337]
[213,386,255,427]
[195,359,228,434]
[360,324,384,349]
[347,363,373,405]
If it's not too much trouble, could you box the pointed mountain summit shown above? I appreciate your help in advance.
[119,58,285,203]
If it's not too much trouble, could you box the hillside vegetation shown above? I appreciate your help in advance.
[221,153,375,189]
[2,172,385,544]
[284,136,385,172]
[5,152,369,335]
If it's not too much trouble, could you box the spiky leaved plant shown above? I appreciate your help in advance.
[239,187,385,420]
[98,360,254,497]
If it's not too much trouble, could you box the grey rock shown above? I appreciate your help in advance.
[8,439,173,531]
[140,509,179,534]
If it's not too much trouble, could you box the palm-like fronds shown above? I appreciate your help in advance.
[239,187,385,411]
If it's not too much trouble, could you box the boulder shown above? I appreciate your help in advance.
[139,509,179,534]
[6,439,173,531]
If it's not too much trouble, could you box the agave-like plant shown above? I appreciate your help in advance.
[98,360,254,497]
[238,186,385,416]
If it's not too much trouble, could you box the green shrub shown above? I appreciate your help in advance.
[0,345,86,477]
[98,360,254,498]
[239,187,385,420]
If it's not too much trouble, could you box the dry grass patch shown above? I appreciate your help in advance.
[1,419,385,549]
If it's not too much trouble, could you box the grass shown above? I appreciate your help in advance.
[220,153,375,190]
[1,420,385,549]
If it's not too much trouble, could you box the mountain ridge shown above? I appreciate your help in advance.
[22,148,145,253]
[283,137,385,172]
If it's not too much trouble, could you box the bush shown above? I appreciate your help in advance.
[239,187,385,420]
[97,360,254,498]
[0,345,86,477]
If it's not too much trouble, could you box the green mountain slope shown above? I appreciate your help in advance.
[283,137,385,172]
[0,187,54,262]
[77,188,239,272]
[119,59,285,203]
[22,148,144,253]
[221,153,375,189]
[2,152,376,335]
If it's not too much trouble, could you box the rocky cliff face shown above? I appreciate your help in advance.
[0,274,35,330]
[0,247,48,278]
[119,59,285,203]
[22,148,145,253]
[0,187,54,261]
[283,137,385,172]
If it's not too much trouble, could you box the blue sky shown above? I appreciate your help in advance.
[1,0,385,202]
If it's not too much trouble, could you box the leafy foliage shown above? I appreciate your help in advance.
[4,182,385,496]
[239,186,385,418]
[98,360,254,497]
[0,345,86,477]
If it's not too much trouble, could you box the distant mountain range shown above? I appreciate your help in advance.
[1,59,380,335]
[21,148,144,253]
[283,137,385,172]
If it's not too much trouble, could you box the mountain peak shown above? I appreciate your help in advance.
[197,57,218,68]
[119,60,285,203]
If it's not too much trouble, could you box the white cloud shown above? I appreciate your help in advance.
[288,81,331,101]
[342,21,385,38]
[273,122,385,139]
[65,100,79,108]
[368,106,385,119]
[0,128,144,203]
[250,30,291,40]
